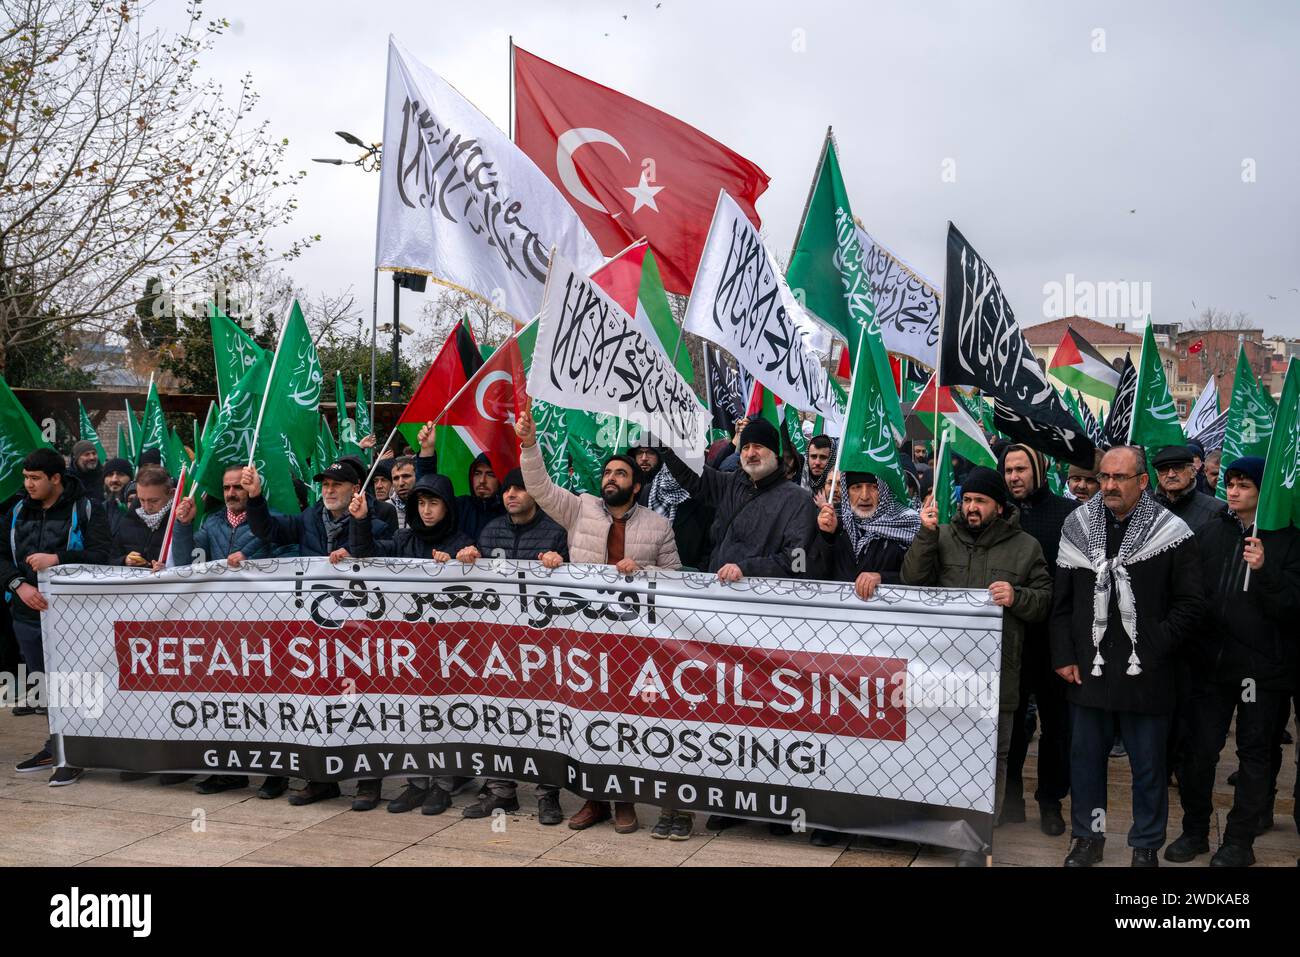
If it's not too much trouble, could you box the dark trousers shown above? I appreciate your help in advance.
[1179,680,1290,846]
[12,617,54,757]
[1070,704,1170,849]
[1007,636,1070,807]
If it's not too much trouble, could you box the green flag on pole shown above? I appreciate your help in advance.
[78,400,107,463]
[335,372,362,459]
[1257,357,1299,532]
[354,374,372,465]
[933,429,956,524]
[210,303,267,406]
[787,130,904,439]
[836,331,907,502]
[0,375,51,501]
[258,301,323,468]
[1218,343,1276,501]
[1128,321,1185,456]
[115,422,130,461]
[139,379,169,465]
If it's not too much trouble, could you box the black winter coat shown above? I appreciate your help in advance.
[810,526,908,584]
[476,509,568,561]
[1010,485,1078,567]
[350,473,473,559]
[111,508,169,565]
[246,494,388,557]
[1191,510,1300,692]
[0,475,111,622]
[415,452,506,541]
[662,449,817,578]
[1050,534,1204,714]
[1155,487,1222,535]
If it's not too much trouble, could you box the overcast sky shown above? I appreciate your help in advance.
[160,0,1300,345]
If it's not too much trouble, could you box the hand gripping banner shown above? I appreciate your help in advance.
[41,559,1003,851]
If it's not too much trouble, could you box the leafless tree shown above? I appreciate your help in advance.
[0,0,315,369]
[411,284,517,366]
[1182,307,1254,381]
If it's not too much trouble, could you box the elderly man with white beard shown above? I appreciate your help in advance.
[660,416,819,836]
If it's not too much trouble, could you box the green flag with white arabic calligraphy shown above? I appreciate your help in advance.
[1128,322,1185,456]
[259,301,323,468]
[0,375,50,501]
[78,399,106,463]
[836,330,907,502]
[210,304,267,407]
[1257,357,1299,532]
[1218,343,1276,501]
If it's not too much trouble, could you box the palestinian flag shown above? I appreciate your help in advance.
[1048,325,1121,401]
[397,317,484,496]
[913,375,997,468]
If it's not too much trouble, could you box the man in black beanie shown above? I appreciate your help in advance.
[901,466,1054,865]
[661,416,817,584]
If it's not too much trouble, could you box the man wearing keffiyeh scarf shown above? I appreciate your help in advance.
[800,434,836,496]
[1050,446,1205,868]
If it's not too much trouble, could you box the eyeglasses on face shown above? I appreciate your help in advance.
[1096,472,1140,484]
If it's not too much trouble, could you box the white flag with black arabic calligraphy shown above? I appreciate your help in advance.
[375,38,602,323]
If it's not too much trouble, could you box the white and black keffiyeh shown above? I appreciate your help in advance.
[646,467,690,523]
[800,438,837,495]
[135,503,170,531]
[838,481,920,559]
[1057,490,1193,677]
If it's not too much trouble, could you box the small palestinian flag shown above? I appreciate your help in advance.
[913,374,997,468]
[1048,325,1121,402]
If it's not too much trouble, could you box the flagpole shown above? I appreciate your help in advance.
[827,326,865,507]
[359,428,400,493]
[508,35,515,142]
[1243,520,1257,591]
[247,303,294,468]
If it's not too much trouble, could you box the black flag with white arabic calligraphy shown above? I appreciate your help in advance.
[939,223,1096,467]
[1101,353,1137,450]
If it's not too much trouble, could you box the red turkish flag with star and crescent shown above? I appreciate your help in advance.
[513,46,770,295]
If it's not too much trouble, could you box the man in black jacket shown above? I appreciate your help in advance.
[1052,446,1205,867]
[101,457,133,538]
[1000,443,1078,836]
[242,458,391,809]
[1153,445,1222,534]
[109,466,173,569]
[1166,456,1300,867]
[1,449,111,786]
[660,416,817,835]
[413,424,505,540]
[660,417,817,583]
[453,467,570,823]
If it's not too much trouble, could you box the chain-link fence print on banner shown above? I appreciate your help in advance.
[40,558,1003,851]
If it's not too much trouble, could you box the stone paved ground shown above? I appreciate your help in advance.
[0,710,1294,867]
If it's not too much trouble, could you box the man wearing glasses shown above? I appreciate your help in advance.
[1151,445,1221,534]
[1052,446,1204,867]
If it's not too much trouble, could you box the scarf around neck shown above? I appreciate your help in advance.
[1056,490,1192,677]
[646,467,690,523]
[135,503,170,532]
[838,481,920,558]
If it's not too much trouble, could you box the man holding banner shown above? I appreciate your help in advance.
[901,467,1053,865]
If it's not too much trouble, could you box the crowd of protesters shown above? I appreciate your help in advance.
[1,399,1296,868]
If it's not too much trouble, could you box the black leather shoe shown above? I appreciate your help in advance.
[1164,833,1209,862]
[1132,848,1159,867]
[956,849,987,867]
[998,800,1026,826]
[537,791,564,826]
[195,774,249,795]
[288,781,340,806]
[1209,842,1255,868]
[809,828,841,847]
[1064,837,1105,867]
[1039,804,1066,836]
[461,792,520,819]
[386,783,429,814]
[421,784,453,816]
[351,778,382,811]
[257,776,289,799]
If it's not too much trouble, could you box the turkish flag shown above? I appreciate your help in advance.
[1189,338,1205,355]
[513,47,770,295]
[441,328,531,479]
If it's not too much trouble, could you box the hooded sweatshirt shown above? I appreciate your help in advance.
[415,450,506,541]
[349,473,474,559]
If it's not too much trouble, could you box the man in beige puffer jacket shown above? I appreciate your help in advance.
[517,401,681,571]
[516,400,681,838]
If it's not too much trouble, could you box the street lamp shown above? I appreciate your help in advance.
[312,130,381,171]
